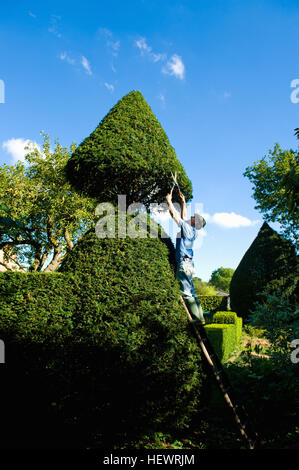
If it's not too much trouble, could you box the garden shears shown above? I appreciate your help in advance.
[170,171,180,191]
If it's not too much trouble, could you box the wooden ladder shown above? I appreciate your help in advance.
[181,297,260,450]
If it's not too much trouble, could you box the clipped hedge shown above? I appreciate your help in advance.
[0,271,78,343]
[205,311,243,362]
[0,218,206,447]
[205,324,236,363]
[230,222,298,320]
[66,90,193,208]
[198,295,228,313]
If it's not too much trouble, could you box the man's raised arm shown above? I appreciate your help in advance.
[178,190,187,220]
[166,188,181,226]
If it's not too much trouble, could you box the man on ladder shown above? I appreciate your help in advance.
[166,185,206,325]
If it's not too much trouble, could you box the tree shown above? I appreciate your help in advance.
[230,222,298,320]
[0,133,97,272]
[244,141,299,246]
[208,267,234,292]
[66,90,193,209]
[193,277,216,295]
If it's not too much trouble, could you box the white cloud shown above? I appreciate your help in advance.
[205,212,259,228]
[151,52,166,63]
[135,37,166,63]
[135,37,152,54]
[104,82,114,92]
[223,91,231,99]
[2,138,40,163]
[98,28,120,57]
[28,11,37,18]
[81,56,92,75]
[162,54,185,80]
[59,51,75,65]
[48,15,62,38]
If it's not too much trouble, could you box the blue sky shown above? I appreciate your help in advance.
[0,0,298,281]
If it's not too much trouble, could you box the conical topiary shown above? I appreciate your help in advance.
[57,213,205,435]
[65,90,192,208]
[230,222,298,320]
[61,91,203,438]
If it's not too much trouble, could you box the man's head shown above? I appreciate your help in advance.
[190,214,206,230]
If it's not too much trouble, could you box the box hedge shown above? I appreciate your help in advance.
[204,324,236,363]
[197,295,228,313]
[205,311,243,362]
[213,311,243,345]
[0,217,206,447]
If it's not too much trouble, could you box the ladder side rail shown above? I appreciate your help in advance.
[180,296,260,449]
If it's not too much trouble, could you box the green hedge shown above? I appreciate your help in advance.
[213,311,237,324]
[0,271,78,343]
[66,90,193,208]
[230,222,298,320]
[198,295,228,313]
[0,222,206,447]
[205,324,236,363]
[205,311,243,362]
[236,317,243,344]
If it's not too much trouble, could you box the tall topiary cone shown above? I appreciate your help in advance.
[65,90,192,208]
[58,214,205,437]
[61,91,205,438]
[230,222,298,320]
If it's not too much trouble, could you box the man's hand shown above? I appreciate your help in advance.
[178,190,185,203]
[165,187,181,226]
[166,187,174,204]
[178,190,187,220]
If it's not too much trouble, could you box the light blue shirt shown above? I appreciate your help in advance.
[175,219,198,263]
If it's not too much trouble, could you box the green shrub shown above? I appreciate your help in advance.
[212,311,237,324]
[0,218,206,446]
[212,311,243,348]
[204,324,236,363]
[236,317,243,344]
[226,356,299,446]
[0,271,77,343]
[198,295,228,313]
[65,90,192,208]
[230,222,298,320]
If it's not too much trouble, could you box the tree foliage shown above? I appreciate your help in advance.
[208,267,234,292]
[0,133,97,272]
[244,142,299,246]
[193,277,216,295]
[66,90,193,209]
